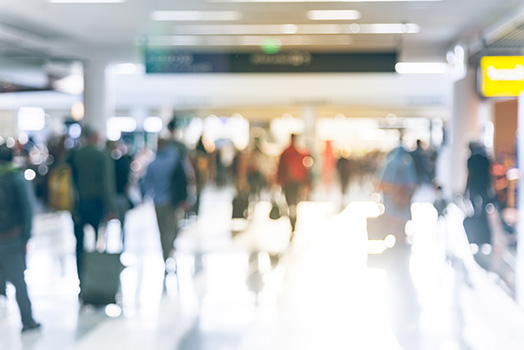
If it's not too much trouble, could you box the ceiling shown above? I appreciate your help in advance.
[0,0,524,65]
[0,0,524,113]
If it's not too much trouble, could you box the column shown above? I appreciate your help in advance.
[515,94,524,307]
[83,60,114,140]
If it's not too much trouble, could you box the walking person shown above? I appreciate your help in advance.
[141,138,189,274]
[0,144,41,332]
[68,127,117,286]
[276,133,312,238]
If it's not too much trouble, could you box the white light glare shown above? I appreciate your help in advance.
[395,62,449,74]
[143,117,163,133]
[107,117,137,141]
[17,107,46,131]
[24,169,37,181]
[151,11,241,21]
[307,10,361,20]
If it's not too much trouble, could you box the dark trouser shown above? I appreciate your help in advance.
[154,203,179,263]
[73,198,105,283]
[0,242,37,327]
[282,182,302,232]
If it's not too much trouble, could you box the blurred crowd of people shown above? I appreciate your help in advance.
[0,114,519,339]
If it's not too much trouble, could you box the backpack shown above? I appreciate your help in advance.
[47,162,74,211]
[0,172,23,240]
[170,159,188,207]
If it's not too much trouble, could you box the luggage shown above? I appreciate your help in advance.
[79,251,123,305]
[232,191,249,219]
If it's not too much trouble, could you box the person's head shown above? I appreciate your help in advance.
[83,125,100,145]
[0,144,13,163]
[157,137,170,151]
[167,116,181,133]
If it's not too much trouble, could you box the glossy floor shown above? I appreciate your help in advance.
[1,184,524,350]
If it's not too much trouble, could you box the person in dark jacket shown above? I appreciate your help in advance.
[0,144,41,332]
[68,127,117,285]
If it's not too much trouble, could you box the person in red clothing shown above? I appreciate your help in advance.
[277,133,312,236]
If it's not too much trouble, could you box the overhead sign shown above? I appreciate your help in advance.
[480,56,524,97]
[144,50,397,74]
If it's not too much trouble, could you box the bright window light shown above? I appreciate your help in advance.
[307,10,361,20]
[151,11,241,21]
[17,107,46,131]
[143,117,163,133]
[395,62,449,74]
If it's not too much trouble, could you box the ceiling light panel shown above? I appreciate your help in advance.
[209,0,440,2]
[151,11,242,21]
[307,10,361,20]
[48,0,125,3]
[146,35,353,46]
[169,23,419,35]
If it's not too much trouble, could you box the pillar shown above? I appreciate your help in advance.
[83,60,114,140]
[515,94,524,307]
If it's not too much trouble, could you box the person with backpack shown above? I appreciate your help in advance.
[141,138,189,273]
[0,144,41,333]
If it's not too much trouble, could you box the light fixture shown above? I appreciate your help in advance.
[151,11,241,21]
[166,23,419,35]
[210,0,440,2]
[48,0,126,3]
[307,10,361,20]
[395,62,449,74]
[146,35,353,46]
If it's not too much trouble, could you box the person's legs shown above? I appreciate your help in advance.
[155,204,178,263]
[0,243,39,330]
[283,183,299,233]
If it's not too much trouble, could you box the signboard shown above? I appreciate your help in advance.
[480,56,524,97]
[145,50,397,74]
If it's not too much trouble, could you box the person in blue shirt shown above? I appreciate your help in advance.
[142,138,187,267]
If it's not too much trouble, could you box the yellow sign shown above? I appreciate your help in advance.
[480,56,524,97]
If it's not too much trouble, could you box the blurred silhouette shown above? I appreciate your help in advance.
[410,139,433,185]
[67,126,117,285]
[371,136,420,349]
[0,144,41,332]
[168,117,196,213]
[106,140,134,250]
[142,138,189,273]
[463,141,495,268]
[245,137,272,201]
[336,151,352,208]
[191,135,213,216]
[276,133,312,237]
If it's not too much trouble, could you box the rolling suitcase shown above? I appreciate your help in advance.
[79,251,124,306]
